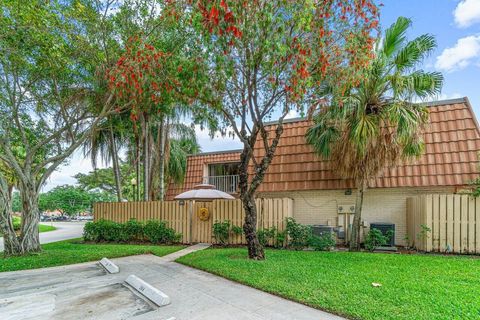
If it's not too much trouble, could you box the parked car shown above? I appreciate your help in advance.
[40,215,52,222]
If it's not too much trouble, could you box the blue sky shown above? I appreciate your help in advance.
[44,0,480,191]
[380,0,480,110]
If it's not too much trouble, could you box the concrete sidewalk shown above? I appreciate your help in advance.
[0,244,344,320]
[0,221,85,252]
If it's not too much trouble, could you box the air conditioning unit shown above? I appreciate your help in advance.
[370,223,395,246]
[337,204,355,214]
[311,225,336,237]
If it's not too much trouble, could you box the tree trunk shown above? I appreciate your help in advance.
[143,116,150,201]
[3,182,42,255]
[134,134,141,202]
[238,149,265,260]
[109,124,123,202]
[0,184,22,256]
[158,117,167,201]
[242,192,264,260]
[19,184,41,253]
[2,226,22,256]
[350,185,365,251]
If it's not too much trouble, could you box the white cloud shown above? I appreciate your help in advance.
[435,35,480,71]
[285,109,299,119]
[194,125,242,152]
[413,92,464,104]
[454,0,480,28]
[437,92,464,100]
[42,150,98,192]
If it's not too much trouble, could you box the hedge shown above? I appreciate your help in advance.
[83,219,181,244]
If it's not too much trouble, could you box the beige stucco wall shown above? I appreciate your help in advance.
[259,187,454,246]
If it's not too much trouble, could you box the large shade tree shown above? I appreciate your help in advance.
[186,0,380,259]
[0,1,119,255]
[39,185,115,217]
[306,17,443,250]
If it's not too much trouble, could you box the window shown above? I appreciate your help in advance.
[205,162,240,193]
[208,162,240,177]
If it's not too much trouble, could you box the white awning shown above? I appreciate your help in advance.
[174,184,235,201]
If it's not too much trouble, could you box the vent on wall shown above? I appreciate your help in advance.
[370,223,395,246]
[337,204,355,214]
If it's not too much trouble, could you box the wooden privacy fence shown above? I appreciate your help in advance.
[93,198,293,244]
[407,194,480,254]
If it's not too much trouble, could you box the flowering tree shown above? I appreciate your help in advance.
[107,1,210,200]
[186,0,379,259]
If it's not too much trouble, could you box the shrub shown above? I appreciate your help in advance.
[231,224,243,236]
[83,219,120,242]
[285,217,312,250]
[257,227,278,247]
[12,216,21,231]
[275,230,287,248]
[416,224,431,242]
[83,219,180,244]
[123,218,144,241]
[309,232,336,251]
[143,220,181,244]
[364,228,393,251]
[212,220,242,245]
[83,221,98,241]
[99,220,124,242]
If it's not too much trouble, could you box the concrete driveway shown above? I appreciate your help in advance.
[0,221,85,252]
[0,246,344,320]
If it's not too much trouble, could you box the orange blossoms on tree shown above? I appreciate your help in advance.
[106,38,177,121]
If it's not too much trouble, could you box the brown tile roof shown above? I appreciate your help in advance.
[166,97,480,198]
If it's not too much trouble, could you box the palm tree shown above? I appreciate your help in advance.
[149,118,200,200]
[166,124,201,184]
[306,17,443,250]
[83,112,130,201]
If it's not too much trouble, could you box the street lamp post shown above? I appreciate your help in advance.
[131,178,137,201]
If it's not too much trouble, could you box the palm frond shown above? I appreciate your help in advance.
[306,120,339,158]
[397,71,444,99]
[394,34,436,71]
[349,114,379,155]
[401,136,425,158]
[380,16,411,58]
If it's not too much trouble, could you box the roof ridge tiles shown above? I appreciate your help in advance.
[262,97,469,126]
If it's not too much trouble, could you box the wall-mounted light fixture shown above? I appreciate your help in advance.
[344,189,352,196]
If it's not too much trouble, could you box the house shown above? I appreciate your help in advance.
[167,98,480,245]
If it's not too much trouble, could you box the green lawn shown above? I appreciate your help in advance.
[1,239,184,273]
[0,223,56,236]
[38,224,56,233]
[177,248,480,320]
